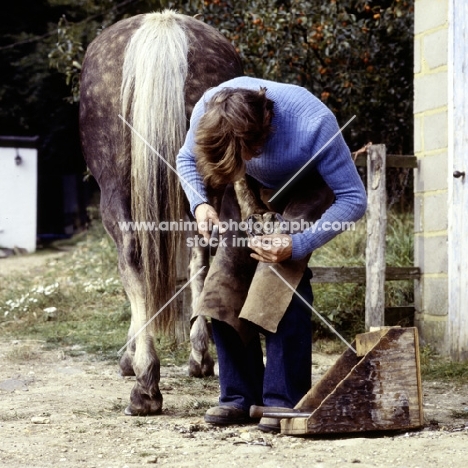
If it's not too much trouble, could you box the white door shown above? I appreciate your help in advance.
[0,147,38,253]
[448,0,468,360]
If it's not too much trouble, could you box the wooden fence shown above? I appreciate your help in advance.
[310,144,419,330]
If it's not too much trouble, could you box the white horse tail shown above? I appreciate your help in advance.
[120,10,187,332]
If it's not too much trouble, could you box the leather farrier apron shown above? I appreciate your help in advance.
[192,170,334,342]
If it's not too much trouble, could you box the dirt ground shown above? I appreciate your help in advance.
[1,341,468,468]
[1,253,468,467]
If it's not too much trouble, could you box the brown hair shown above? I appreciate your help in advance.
[194,87,274,188]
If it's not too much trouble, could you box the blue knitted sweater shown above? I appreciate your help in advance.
[176,77,367,260]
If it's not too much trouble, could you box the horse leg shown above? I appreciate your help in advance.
[188,244,214,377]
[119,262,162,415]
[101,195,163,415]
[234,177,285,235]
[234,177,267,220]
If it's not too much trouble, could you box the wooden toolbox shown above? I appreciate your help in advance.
[280,327,424,435]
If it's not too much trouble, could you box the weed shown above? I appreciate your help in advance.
[450,409,468,419]
[108,400,127,413]
[182,399,213,416]
[6,344,40,362]
[155,335,192,367]
[139,452,157,458]
[0,410,21,422]
[0,222,127,358]
[422,359,468,384]
[132,418,147,427]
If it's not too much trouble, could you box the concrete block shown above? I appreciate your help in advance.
[414,71,448,113]
[423,111,448,152]
[414,37,421,74]
[414,0,448,35]
[414,152,448,193]
[422,276,448,316]
[415,234,448,274]
[422,192,448,232]
[414,115,422,154]
[417,319,447,354]
[423,28,448,70]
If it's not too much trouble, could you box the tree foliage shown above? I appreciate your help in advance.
[0,0,414,165]
[183,0,414,154]
[45,0,414,154]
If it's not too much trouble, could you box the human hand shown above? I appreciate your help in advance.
[194,203,220,240]
[248,234,293,263]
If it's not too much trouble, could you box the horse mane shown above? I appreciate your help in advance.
[120,10,187,332]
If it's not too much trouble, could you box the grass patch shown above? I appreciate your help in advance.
[0,209,415,362]
[5,343,41,362]
[0,222,129,359]
[0,410,21,422]
[0,220,194,363]
[164,399,215,418]
[420,346,468,384]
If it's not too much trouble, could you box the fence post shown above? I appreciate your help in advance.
[365,144,387,330]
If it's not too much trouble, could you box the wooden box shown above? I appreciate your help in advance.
[281,327,424,435]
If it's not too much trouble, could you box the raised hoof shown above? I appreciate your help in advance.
[119,352,136,377]
[188,352,215,378]
[124,385,163,416]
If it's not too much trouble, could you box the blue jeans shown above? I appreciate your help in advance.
[211,269,313,412]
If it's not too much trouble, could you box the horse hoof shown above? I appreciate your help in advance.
[124,400,163,416]
[124,385,163,416]
[188,353,215,378]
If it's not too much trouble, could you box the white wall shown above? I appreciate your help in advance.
[0,147,38,252]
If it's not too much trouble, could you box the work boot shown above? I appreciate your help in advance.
[204,405,251,425]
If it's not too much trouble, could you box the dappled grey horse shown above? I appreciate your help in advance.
[79,11,244,415]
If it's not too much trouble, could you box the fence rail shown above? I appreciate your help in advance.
[310,266,420,284]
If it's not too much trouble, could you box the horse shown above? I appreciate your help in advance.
[79,10,244,416]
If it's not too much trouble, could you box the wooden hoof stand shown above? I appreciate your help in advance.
[281,327,424,436]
